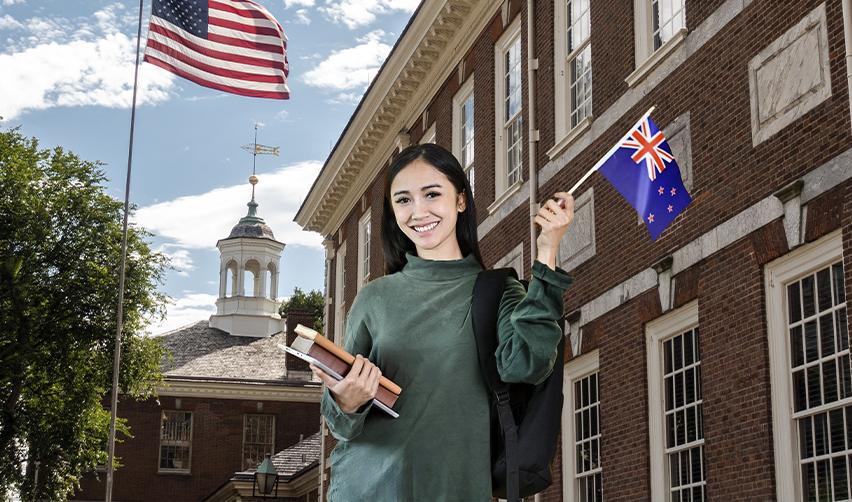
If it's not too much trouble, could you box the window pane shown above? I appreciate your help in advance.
[790,282,803,323]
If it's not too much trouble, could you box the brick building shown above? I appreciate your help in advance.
[73,187,322,501]
[295,0,852,500]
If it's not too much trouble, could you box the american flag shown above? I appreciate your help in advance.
[597,113,692,240]
[143,0,289,100]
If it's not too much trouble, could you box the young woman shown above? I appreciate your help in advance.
[311,143,574,501]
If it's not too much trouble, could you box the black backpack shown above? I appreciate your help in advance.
[471,268,565,502]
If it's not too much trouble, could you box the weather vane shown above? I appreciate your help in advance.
[241,122,280,198]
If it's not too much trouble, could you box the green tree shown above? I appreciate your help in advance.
[279,287,325,332]
[0,128,167,501]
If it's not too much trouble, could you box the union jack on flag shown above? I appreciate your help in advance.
[597,112,692,240]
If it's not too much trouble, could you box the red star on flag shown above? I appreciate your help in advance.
[667,205,673,213]
[648,213,655,223]
[670,187,677,196]
[658,186,665,195]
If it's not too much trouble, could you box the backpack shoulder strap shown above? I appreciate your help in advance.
[472,267,522,502]
[471,267,518,393]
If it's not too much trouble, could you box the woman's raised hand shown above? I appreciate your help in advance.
[534,192,574,269]
[311,354,382,414]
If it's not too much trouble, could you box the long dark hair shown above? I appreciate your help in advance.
[381,143,483,274]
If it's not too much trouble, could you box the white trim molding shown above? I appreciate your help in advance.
[765,230,844,501]
[646,300,701,501]
[453,76,476,194]
[628,0,687,87]
[334,240,347,346]
[158,379,322,403]
[562,349,601,502]
[554,0,593,150]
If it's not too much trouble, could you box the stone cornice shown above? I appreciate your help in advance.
[295,0,499,236]
[158,378,322,403]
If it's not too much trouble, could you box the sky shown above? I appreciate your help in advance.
[0,0,417,333]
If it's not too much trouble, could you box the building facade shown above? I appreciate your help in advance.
[295,0,852,500]
[74,188,323,502]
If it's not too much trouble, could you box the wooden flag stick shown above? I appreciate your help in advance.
[295,324,403,395]
[568,106,656,195]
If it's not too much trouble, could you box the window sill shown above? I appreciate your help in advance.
[625,28,687,88]
[547,116,593,160]
[158,469,191,476]
[487,181,523,215]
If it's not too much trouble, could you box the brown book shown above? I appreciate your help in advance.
[286,325,402,417]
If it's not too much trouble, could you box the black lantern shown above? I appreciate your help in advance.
[252,453,279,497]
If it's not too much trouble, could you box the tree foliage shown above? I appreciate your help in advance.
[0,128,167,501]
[279,287,324,332]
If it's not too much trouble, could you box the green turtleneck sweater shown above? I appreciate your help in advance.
[321,253,572,501]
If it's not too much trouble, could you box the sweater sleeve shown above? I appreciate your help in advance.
[495,260,573,384]
[320,292,374,442]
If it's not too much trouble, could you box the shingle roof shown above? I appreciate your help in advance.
[270,432,321,477]
[156,320,296,382]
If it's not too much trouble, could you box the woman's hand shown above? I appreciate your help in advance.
[534,192,574,269]
[311,354,382,414]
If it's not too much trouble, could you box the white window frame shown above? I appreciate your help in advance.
[421,123,436,144]
[242,414,276,470]
[765,230,844,500]
[452,76,475,196]
[562,350,601,502]
[493,17,523,205]
[628,0,687,87]
[357,210,371,290]
[158,410,193,474]
[553,0,593,157]
[333,240,347,346]
[646,300,702,500]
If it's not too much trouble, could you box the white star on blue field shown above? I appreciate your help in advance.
[0,0,418,333]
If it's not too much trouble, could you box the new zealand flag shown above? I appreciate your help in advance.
[598,114,692,240]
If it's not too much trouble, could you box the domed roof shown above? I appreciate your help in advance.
[226,200,276,240]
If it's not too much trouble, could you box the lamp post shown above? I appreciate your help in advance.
[252,453,279,498]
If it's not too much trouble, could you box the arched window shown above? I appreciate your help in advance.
[266,263,276,300]
[244,259,261,297]
[225,260,238,297]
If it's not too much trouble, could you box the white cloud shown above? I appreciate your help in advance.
[303,29,390,100]
[319,0,419,29]
[2,0,25,5]
[158,245,195,277]
[135,160,324,250]
[148,293,218,335]
[293,8,311,25]
[0,14,22,29]
[284,0,315,7]
[0,3,175,120]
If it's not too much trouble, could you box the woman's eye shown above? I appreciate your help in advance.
[425,191,441,198]
[394,197,410,204]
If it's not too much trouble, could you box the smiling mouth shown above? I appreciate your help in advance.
[412,221,439,233]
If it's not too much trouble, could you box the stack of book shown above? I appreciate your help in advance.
[280,324,402,418]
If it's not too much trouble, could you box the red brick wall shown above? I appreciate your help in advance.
[75,396,319,502]
[320,1,852,500]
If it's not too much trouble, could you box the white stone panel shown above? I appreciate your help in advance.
[748,3,831,146]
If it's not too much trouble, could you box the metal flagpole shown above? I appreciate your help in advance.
[105,0,145,500]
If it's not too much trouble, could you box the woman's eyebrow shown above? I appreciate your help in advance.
[392,183,442,197]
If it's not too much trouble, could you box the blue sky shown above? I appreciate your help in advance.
[0,0,416,332]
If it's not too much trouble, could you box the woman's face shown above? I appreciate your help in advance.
[389,158,466,261]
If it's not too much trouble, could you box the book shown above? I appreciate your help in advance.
[280,324,402,418]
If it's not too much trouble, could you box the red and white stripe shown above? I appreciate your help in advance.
[144,0,289,100]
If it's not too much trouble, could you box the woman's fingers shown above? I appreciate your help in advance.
[310,364,337,387]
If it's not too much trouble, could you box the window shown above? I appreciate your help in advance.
[243,414,275,470]
[647,301,706,501]
[453,77,475,196]
[766,231,848,500]
[554,0,592,147]
[563,350,602,502]
[357,210,371,290]
[494,18,523,201]
[629,0,686,86]
[333,241,347,346]
[159,411,192,473]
